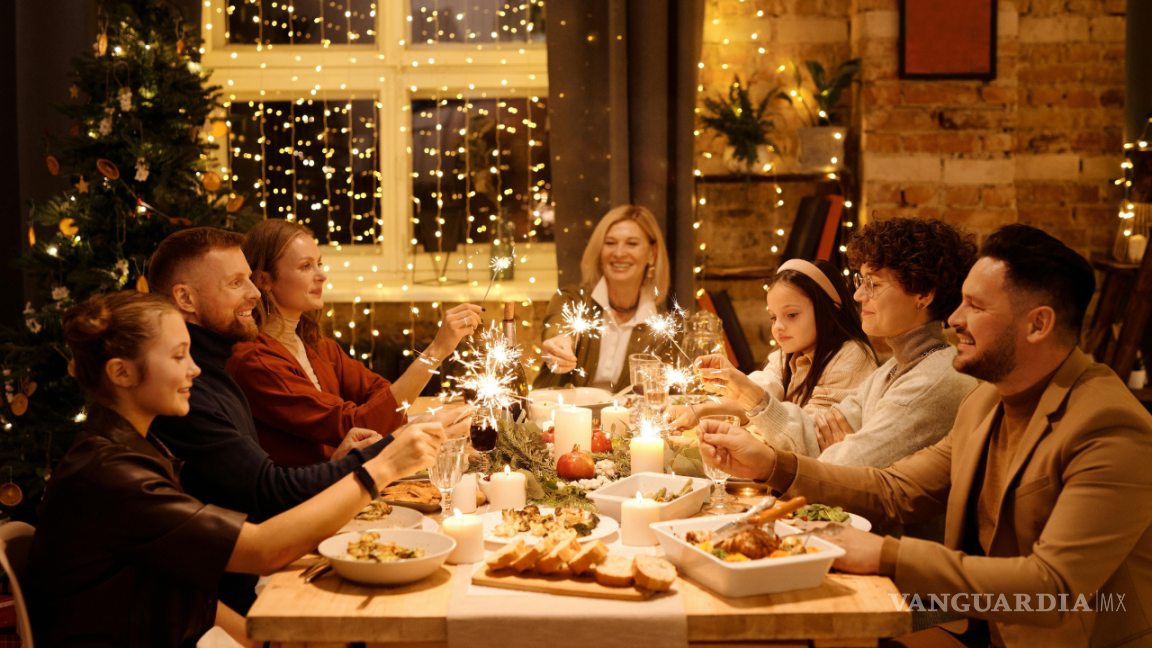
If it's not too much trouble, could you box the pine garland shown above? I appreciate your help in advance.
[0,0,257,519]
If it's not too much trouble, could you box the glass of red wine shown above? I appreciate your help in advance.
[469,407,500,475]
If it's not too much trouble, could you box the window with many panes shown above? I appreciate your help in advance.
[201,0,555,301]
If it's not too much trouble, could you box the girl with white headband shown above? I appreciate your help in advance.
[667,258,876,432]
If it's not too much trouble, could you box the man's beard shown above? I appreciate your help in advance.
[202,307,258,343]
[954,326,1017,383]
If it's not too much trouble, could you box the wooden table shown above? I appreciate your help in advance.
[246,398,911,648]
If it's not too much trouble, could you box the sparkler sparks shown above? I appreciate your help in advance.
[451,323,523,412]
[481,252,515,303]
[559,300,604,341]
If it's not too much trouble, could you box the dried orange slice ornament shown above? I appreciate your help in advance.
[136,276,150,293]
[46,156,60,176]
[202,171,222,192]
[10,394,28,417]
[59,218,79,236]
[27,227,35,247]
[96,159,120,180]
[226,195,245,212]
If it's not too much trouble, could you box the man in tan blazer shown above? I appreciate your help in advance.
[699,225,1152,648]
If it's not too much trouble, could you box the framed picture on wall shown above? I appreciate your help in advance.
[899,0,998,80]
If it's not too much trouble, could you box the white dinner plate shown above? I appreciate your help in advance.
[479,506,619,545]
[785,511,872,533]
[340,502,425,534]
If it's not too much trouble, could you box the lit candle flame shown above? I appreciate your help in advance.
[453,508,463,517]
[504,464,512,476]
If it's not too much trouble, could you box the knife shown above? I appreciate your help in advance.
[709,496,807,544]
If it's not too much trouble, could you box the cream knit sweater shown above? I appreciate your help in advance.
[748,322,978,468]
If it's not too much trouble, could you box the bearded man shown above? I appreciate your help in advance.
[698,225,1152,648]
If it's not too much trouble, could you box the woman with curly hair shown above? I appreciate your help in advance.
[697,218,979,468]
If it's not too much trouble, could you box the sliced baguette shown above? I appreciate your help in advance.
[567,540,610,576]
[485,538,527,570]
[593,555,634,587]
[534,537,582,574]
[510,538,554,573]
[632,555,676,592]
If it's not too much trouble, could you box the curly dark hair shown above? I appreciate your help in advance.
[845,218,977,323]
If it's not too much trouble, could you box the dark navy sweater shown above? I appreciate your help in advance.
[153,323,391,612]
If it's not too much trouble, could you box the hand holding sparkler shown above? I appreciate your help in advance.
[540,335,577,374]
[694,354,766,411]
[428,303,485,359]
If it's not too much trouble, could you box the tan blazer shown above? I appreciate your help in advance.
[776,349,1152,648]
[533,284,675,393]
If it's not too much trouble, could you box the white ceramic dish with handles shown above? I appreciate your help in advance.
[528,387,614,421]
[318,529,455,586]
[586,472,711,522]
[651,516,846,598]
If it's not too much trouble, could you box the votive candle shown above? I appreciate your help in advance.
[630,435,665,475]
[488,465,527,511]
[621,493,660,546]
[443,509,485,564]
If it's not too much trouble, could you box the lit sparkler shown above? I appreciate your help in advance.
[481,253,514,303]
[451,322,523,412]
[559,300,604,341]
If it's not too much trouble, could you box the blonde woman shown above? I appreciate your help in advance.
[534,205,673,393]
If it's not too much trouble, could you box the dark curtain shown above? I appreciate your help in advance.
[547,0,705,303]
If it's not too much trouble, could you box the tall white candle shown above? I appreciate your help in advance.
[630,435,665,475]
[488,465,527,511]
[454,473,478,514]
[621,493,660,546]
[553,405,592,461]
[443,509,485,564]
[530,399,561,422]
[600,400,631,438]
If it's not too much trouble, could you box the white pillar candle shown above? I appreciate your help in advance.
[488,465,527,511]
[620,493,660,546]
[443,509,485,564]
[552,405,592,461]
[530,399,561,422]
[630,435,665,475]
[600,400,631,438]
[454,473,478,513]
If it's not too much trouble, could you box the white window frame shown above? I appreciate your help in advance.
[200,0,556,302]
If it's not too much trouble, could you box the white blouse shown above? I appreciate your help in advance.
[589,278,656,389]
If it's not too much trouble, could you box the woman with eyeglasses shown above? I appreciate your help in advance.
[696,218,979,468]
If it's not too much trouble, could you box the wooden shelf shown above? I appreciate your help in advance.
[696,174,844,184]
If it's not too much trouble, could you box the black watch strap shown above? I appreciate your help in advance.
[353,465,378,498]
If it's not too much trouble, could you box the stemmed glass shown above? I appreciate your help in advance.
[639,363,670,417]
[699,415,748,514]
[629,353,662,396]
[429,437,469,521]
[469,407,499,475]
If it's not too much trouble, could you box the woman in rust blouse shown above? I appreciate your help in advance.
[228,219,483,466]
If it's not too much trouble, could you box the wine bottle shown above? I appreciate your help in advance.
[503,302,530,422]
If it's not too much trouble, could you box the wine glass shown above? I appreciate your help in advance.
[639,363,670,417]
[699,415,747,514]
[429,437,469,521]
[469,407,499,475]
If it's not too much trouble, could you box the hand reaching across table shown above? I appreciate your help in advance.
[697,418,777,482]
[330,427,383,462]
[694,354,767,412]
[411,405,475,439]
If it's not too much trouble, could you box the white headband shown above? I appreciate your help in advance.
[777,259,843,307]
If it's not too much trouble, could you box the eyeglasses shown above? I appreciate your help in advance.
[853,272,891,299]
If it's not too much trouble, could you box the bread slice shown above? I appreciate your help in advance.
[485,539,527,570]
[510,538,554,573]
[567,540,610,576]
[632,554,676,592]
[534,537,582,574]
[593,555,634,587]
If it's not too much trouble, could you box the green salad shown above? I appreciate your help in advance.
[790,504,851,523]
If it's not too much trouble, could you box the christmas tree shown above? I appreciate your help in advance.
[0,0,256,520]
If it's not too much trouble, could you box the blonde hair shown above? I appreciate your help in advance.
[242,219,327,352]
[579,205,669,299]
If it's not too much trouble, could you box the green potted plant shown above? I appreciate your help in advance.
[700,75,786,175]
[780,58,860,173]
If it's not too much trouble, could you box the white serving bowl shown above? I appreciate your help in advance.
[528,387,614,421]
[587,472,711,522]
[318,528,455,586]
[651,516,846,598]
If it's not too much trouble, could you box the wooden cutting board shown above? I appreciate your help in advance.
[472,567,659,601]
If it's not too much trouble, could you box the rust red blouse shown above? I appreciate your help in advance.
[226,334,407,466]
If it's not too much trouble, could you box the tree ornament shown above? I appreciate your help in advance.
[211,120,229,138]
[75,176,89,194]
[99,108,114,136]
[9,394,28,417]
[134,157,149,182]
[118,87,133,112]
[21,380,36,398]
[46,156,60,176]
[68,84,79,99]
[202,171,222,192]
[96,159,120,180]
[68,125,79,137]
[0,468,23,508]
[226,195,245,212]
[59,218,79,236]
[52,286,70,302]
[95,33,108,57]
[176,38,185,55]
[136,276,150,293]
[27,226,35,247]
